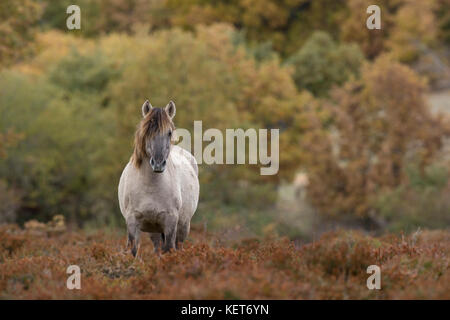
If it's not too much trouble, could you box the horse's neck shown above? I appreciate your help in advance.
[138,156,174,184]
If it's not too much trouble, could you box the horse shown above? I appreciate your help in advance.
[118,100,199,256]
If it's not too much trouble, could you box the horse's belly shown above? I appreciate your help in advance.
[141,220,164,233]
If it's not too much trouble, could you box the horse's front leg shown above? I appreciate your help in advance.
[162,214,178,253]
[176,222,190,250]
[127,215,141,259]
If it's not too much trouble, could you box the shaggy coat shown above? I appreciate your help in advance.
[118,100,199,255]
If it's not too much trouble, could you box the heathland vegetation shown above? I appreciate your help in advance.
[1,224,449,299]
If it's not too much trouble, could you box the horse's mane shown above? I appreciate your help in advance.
[132,108,175,168]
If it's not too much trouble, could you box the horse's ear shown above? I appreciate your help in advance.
[142,100,152,117]
[165,100,176,119]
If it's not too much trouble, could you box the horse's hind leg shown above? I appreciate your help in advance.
[149,233,163,254]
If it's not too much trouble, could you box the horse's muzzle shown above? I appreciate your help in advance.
[150,158,166,173]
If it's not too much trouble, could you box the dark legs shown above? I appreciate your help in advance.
[150,233,163,253]
[176,222,190,250]
[162,219,177,253]
[127,216,190,257]
[127,216,140,258]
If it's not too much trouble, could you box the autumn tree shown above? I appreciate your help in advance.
[387,0,439,62]
[304,56,448,225]
[339,0,398,59]
[158,0,347,57]
[0,0,42,67]
[340,0,444,63]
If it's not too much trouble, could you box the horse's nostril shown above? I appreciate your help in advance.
[150,158,155,166]
[162,160,166,167]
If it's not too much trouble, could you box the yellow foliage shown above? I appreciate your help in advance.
[388,0,439,62]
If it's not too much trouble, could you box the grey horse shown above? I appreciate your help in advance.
[118,100,199,256]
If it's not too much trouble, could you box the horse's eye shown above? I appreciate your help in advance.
[168,131,172,137]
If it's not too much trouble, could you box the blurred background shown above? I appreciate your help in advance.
[0,0,449,241]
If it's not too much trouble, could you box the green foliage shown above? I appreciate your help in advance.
[0,67,115,224]
[286,31,364,96]
[40,0,100,37]
[230,30,277,62]
[48,48,119,94]
[406,164,448,190]
[375,165,450,232]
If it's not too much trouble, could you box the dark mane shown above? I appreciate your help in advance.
[132,108,175,168]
